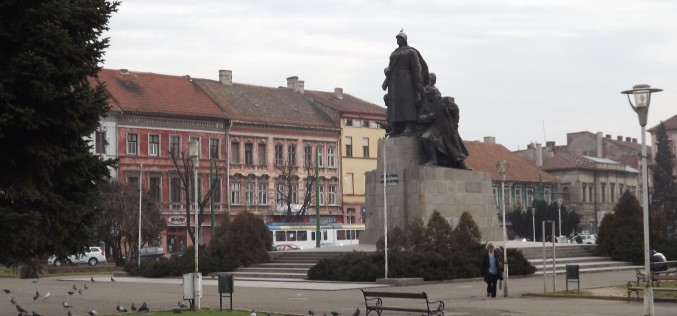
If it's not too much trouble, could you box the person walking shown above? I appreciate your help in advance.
[481,242,503,298]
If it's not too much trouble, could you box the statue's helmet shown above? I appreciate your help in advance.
[396,29,407,42]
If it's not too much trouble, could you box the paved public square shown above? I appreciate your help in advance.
[2,268,674,316]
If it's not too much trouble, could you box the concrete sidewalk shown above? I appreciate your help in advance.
[2,269,673,316]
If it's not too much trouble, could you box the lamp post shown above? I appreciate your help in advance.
[188,140,201,311]
[496,160,509,297]
[622,84,662,316]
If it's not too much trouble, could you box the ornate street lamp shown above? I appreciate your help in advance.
[496,160,509,297]
[621,84,662,316]
[188,140,201,311]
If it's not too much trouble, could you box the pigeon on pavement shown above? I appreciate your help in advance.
[137,302,149,312]
[16,304,28,313]
[63,301,72,309]
[10,296,15,304]
[33,291,39,300]
[116,305,128,313]
[67,290,75,295]
[331,312,340,316]
[3,289,10,294]
[130,303,137,311]
[84,283,89,290]
[111,276,116,282]
[91,276,95,282]
[249,310,257,316]
[308,310,314,315]
[88,310,98,315]
[352,307,360,316]
[178,301,188,309]
[68,311,73,316]
[43,292,50,300]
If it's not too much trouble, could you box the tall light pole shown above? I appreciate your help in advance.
[382,136,388,279]
[138,163,143,267]
[188,140,201,311]
[557,197,562,239]
[496,160,509,297]
[622,84,662,316]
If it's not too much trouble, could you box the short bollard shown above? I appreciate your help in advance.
[566,264,580,292]
[218,274,234,311]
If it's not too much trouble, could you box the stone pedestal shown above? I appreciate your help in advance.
[361,136,500,244]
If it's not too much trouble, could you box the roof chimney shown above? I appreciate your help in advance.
[483,136,496,144]
[546,141,555,148]
[535,143,543,167]
[286,76,304,94]
[219,70,232,85]
[617,135,623,141]
[632,138,637,143]
[606,134,611,139]
[596,132,603,157]
[334,87,344,100]
[625,137,631,142]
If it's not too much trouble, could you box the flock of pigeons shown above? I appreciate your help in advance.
[4,276,158,316]
[5,275,363,316]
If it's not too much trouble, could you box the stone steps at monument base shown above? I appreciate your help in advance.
[519,244,596,260]
[529,257,637,275]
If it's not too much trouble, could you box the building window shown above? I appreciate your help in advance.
[230,142,240,164]
[258,182,268,205]
[327,146,335,167]
[319,184,325,205]
[275,144,283,166]
[582,184,587,202]
[231,182,241,205]
[257,144,267,166]
[601,182,607,203]
[170,135,180,157]
[276,182,285,205]
[244,143,253,165]
[246,182,255,205]
[291,183,298,204]
[189,136,200,158]
[317,147,324,167]
[127,133,138,156]
[288,144,297,166]
[515,186,522,206]
[209,138,220,159]
[346,119,353,126]
[345,137,353,157]
[619,184,624,196]
[95,131,107,154]
[362,137,369,158]
[328,184,337,205]
[544,186,551,203]
[211,177,221,203]
[492,186,499,207]
[610,183,616,201]
[527,186,535,205]
[304,144,313,167]
[149,176,161,202]
[148,134,160,157]
[589,183,594,202]
[170,177,182,203]
[127,175,139,188]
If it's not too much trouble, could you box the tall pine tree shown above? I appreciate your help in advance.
[0,1,118,265]
[651,122,677,234]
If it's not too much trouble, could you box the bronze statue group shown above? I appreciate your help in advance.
[382,30,469,170]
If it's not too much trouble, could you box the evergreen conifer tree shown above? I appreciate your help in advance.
[0,1,119,265]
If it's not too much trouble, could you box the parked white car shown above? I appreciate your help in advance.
[575,234,597,244]
[47,246,107,266]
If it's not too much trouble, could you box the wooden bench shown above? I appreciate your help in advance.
[360,290,444,315]
[636,269,677,287]
[627,275,677,302]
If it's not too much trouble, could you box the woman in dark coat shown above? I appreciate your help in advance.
[480,242,503,298]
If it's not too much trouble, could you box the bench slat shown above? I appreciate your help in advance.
[368,306,431,312]
[362,291,427,299]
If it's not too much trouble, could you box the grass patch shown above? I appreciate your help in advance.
[627,281,677,299]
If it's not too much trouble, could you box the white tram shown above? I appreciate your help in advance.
[266,222,365,249]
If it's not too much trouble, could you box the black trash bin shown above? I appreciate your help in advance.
[218,273,234,310]
[566,264,580,292]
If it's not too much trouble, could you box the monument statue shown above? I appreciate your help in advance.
[417,83,470,169]
[382,29,429,136]
[381,31,469,170]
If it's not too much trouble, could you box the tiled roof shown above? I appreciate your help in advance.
[304,90,386,118]
[192,79,337,128]
[540,152,635,171]
[605,137,642,152]
[95,69,226,119]
[464,141,557,183]
[649,113,677,131]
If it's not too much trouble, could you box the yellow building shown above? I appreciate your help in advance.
[306,88,386,224]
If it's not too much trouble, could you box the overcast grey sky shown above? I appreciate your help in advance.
[102,0,677,150]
